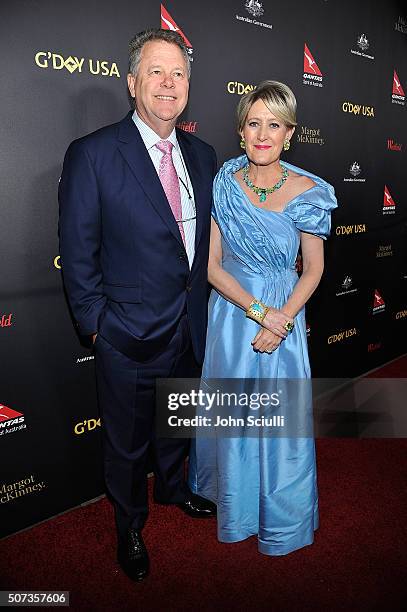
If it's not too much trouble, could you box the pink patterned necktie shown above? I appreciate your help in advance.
[155,140,185,246]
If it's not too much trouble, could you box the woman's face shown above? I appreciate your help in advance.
[241,98,294,166]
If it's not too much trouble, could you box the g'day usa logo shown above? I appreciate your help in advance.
[0,404,26,437]
[161,4,193,61]
[303,44,323,88]
[34,52,120,77]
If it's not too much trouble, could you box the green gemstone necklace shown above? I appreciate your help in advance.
[242,163,289,203]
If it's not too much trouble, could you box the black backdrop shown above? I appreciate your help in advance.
[1,0,406,538]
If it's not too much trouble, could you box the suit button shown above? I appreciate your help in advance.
[186,285,192,292]
[179,252,186,261]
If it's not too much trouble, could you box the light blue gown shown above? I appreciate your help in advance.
[188,154,337,556]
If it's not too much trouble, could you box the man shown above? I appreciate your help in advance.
[59,29,217,582]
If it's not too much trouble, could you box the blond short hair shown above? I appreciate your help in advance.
[237,80,297,132]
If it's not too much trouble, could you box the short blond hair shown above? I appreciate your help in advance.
[237,80,297,132]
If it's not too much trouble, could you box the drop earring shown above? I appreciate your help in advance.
[283,139,290,151]
[240,138,246,150]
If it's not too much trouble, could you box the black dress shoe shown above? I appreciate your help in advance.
[177,493,217,518]
[117,529,149,582]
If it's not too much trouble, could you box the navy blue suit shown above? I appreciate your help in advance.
[59,111,217,536]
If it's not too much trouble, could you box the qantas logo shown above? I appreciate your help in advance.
[161,4,193,57]
[303,44,323,87]
[373,290,385,314]
[392,70,405,105]
[304,44,322,75]
[393,70,405,95]
[383,185,396,214]
[0,404,26,436]
[0,405,23,423]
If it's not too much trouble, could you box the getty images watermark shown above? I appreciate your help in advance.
[156,378,407,439]
[167,388,284,428]
[156,379,314,438]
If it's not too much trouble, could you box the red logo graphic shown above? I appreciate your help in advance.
[304,44,322,76]
[373,290,385,314]
[161,4,192,48]
[373,290,384,308]
[0,404,23,423]
[176,120,198,133]
[383,185,396,208]
[0,313,13,328]
[393,70,405,96]
[387,139,402,151]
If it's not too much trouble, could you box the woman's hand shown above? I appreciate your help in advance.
[251,328,282,353]
[262,307,293,339]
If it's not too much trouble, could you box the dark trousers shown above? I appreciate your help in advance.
[94,315,200,539]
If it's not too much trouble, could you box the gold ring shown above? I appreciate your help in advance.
[283,321,294,332]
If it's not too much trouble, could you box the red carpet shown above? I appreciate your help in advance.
[1,357,406,611]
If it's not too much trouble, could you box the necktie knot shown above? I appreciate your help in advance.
[156,140,173,155]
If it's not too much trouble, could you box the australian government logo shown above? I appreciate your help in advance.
[342,101,374,117]
[0,404,26,437]
[395,16,407,34]
[161,4,194,60]
[336,275,358,297]
[351,33,374,60]
[344,162,366,182]
[76,355,94,364]
[392,70,405,105]
[35,52,120,77]
[303,44,323,87]
[297,126,324,145]
[236,1,273,30]
[335,223,367,236]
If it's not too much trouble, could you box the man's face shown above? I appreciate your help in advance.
[127,40,189,136]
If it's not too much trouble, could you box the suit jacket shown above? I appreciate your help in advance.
[59,111,217,364]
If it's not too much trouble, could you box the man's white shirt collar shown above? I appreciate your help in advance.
[132,110,178,152]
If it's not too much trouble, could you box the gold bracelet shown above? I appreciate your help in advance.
[246,299,269,323]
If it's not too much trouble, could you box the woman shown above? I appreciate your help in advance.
[188,80,337,555]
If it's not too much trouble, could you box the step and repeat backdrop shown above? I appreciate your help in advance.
[1,0,406,537]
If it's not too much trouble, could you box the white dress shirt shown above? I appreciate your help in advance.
[132,110,196,268]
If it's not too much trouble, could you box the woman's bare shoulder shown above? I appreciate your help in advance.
[288,171,316,189]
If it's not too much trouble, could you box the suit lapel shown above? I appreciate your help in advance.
[117,112,185,248]
[176,129,205,252]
